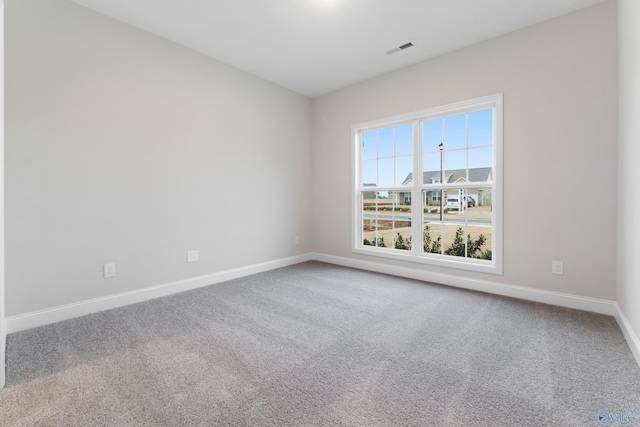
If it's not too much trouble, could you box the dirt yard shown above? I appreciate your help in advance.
[362,205,492,255]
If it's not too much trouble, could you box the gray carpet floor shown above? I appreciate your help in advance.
[1,261,639,426]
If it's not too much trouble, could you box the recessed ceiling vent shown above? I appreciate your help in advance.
[386,42,414,56]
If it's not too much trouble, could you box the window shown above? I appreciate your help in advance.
[353,94,502,274]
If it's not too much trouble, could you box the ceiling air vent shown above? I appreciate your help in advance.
[386,42,414,56]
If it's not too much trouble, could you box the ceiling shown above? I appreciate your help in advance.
[69,0,606,98]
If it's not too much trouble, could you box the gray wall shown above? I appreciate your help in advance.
[5,0,626,325]
[0,0,5,389]
[617,0,640,352]
[5,0,312,316]
[311,1,618,300]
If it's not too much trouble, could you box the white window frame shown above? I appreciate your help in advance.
[352,93,503,274]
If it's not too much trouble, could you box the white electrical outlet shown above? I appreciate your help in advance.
[552,260,564,275]
[187,250,199,263]
[103,263,116,278]
[295,236,300,245]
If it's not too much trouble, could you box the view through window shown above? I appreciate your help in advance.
[354,94,502,274]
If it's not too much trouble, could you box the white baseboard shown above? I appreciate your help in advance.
[7,251,638,370]
[613,303,640,368]
[310,252,618,316]
[6,253,312,334]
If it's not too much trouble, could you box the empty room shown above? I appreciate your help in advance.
[1,0,640,425]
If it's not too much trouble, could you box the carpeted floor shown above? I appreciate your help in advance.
[1,261,639,426]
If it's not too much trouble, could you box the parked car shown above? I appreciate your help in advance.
[446,195,475,210]
[446,196,467,210]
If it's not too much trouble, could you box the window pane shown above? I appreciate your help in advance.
[424,171,443,186]
[362,208,379,246]
[442,224,465,257]
[378,128,394,157]
[423,189,443,216]
[362,192,389,248]
[362,219,381,247]
[363,159,377,185]
[377,191,390,202]
[423,222,443,254]
[443,114,466,150]
[423,153,441,184]
[423,119,442,152]
[362,193,381,247]
[468,146,492,172]
[363,131,377,159]
[393,220,412,251]
[475,187,492,208]
[422,189,444,254]
[394,197,412,213]
[378,158,394,186]
[466,187,492,260]
[444,188,467,215]
[442,188,468,259]
[390,190,411,250]
[361,124,415,187]
[396,124,413,156]
[434,188,494,260]
[466,226,492,260]
[422,190,442,254]
[444,150,466,179]
[362,188,377,208]
[402,191,413,205]
[396,155,413,186]
[468,109,493,148]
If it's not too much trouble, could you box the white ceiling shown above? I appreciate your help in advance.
[69,0,606,98]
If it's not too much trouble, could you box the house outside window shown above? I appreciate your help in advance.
[353,94,503,274]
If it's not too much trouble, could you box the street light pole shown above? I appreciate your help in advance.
[439,142,444,222]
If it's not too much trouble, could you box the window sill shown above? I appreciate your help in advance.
[352,246,502,275]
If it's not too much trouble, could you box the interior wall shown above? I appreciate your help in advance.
[617,0,640,353]
[1,0,6,389]
[311,1,618,300]
[5,0,312,316]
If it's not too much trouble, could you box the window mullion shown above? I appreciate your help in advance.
[412,119,422,254]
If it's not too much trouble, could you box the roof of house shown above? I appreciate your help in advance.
[402,167,492,186]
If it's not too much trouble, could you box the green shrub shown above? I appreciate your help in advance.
[423,207,440,214]
[423,224,442,254]
[478,249,492,260]
[394,233,411,250]
[443,227,491,259]
[366,225,491,260]
[363,237,386,248]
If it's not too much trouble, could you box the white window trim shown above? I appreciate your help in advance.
[351,93,503,275]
